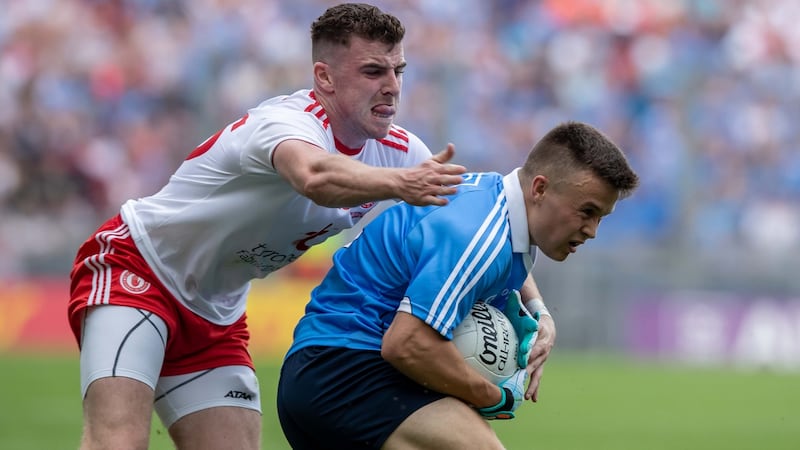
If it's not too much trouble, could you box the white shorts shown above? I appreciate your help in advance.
[80,305,262,427]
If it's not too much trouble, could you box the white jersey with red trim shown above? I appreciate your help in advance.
[120,89,432,325]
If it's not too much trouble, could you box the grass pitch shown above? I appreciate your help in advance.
[0,352,796,449]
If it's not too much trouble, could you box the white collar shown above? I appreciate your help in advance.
[502,169,538,266]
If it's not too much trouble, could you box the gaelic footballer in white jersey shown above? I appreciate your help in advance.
[121,89,432,325]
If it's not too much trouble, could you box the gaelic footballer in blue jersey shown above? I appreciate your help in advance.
[277,121,639,450]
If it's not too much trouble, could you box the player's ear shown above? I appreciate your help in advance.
[313,62,334,93]
[530,175,548,201]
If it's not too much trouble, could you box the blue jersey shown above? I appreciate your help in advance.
[286,169,537,357]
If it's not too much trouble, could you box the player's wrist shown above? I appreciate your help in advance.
[498,386,515,410]
[477,384,504,409]
[525,297,551,318]
[478,387,514,415]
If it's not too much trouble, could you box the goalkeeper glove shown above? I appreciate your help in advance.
[477,368,528,420]
[504,289,539,368]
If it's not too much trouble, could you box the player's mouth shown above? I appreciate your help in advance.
[568,240,583,253]
[371,104,395,119]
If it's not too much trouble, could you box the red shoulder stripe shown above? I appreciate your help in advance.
[304,92,330,129]
[378,126,410,152]
[378,138,409,153]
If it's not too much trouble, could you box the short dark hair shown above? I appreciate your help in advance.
[522,121,639,198]
[310,3,405,61]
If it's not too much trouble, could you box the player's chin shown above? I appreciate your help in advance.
[369,115,393,132]
[371,125,393,139]
[542,247,570,262]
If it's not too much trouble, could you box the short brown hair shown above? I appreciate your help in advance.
[310,3,405,61]
[522,121,639,198]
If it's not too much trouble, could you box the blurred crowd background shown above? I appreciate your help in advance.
[1,0,799,282]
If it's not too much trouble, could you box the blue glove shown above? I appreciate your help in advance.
[477,368,528,420]
[504,289,539,368]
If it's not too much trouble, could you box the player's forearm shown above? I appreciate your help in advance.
[303,158,401,207]
[389,345,501,408]
[382,316,502,408]
[519,275,543,308]
[302,150,463,207]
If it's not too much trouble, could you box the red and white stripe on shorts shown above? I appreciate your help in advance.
[83,221,131,306]
[68,214,253,376]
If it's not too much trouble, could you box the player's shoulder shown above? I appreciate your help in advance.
[375,124,430,156]
[244,90,331,144]
[250,90,326,123]
[457,172,504,191]
[405,172,504,223]
[433,173,504,221]
[375,124,411,153]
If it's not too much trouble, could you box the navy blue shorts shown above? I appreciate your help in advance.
[277,346,447,449]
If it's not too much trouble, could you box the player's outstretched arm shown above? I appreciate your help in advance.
[273,140,466,208]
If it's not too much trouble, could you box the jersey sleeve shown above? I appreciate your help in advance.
[401,191,511,340]
[240,109,330,175]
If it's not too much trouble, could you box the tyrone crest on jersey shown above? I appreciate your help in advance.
[119,270,151,295]
[340,202,376,220]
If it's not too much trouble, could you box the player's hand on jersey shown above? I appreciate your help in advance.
[504,289,539,368]
[399,143,466,207]
[477,368,528,420]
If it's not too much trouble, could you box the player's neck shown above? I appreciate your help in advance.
[313,90,370,149]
